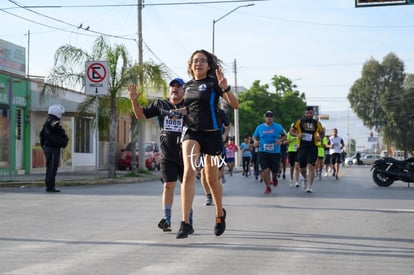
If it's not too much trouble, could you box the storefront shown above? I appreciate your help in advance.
[0,39,29,177]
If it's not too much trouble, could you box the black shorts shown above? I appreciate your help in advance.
[324,154,331,165]
[288,151,297,167]
[330,153,342,165]
[160,160,184,183]
[258,152,280,174]
[297,146,318,168]
[183,130,223,156]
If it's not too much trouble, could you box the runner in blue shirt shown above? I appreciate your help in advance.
[252,111,286,194]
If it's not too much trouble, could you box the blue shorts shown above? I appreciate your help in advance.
[226,157,235,163]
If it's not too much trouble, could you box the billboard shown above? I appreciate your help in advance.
[356,0,409,7]
[0,39,26,76]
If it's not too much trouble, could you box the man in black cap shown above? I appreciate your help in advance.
[128,78,193,232]
[252,111,286,194]
[290,106,324,193]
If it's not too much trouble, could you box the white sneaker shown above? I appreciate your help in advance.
[306,186,312,193]
[295,181,300,188]
[289,180,294,188]
[324,172,328,177]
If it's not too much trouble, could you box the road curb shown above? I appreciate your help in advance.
[0,175,161,188]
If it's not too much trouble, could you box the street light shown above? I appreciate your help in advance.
[212,3,254,53]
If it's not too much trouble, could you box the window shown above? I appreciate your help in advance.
[16,108,22,140]
[75,117,93,153]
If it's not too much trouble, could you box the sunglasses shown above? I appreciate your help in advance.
[265,114,273,118]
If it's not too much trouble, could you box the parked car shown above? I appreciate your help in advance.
[352,154,381,165]
[345,154,357,166]
[345,154,365,166]
[119,141,161,170]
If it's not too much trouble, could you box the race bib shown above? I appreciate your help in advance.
[302,133,313,141]
[164,117,183,132]
[263,143,274,151]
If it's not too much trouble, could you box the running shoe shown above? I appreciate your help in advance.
[264,186,271,194]
[272,177,278,187]
[335,174,339,180]
[282,174,286,180]
[214,208,226,236]
[158,218,172,232]
[205,194,213,206]
[222,177,226,184]
[300,178,307,190]
[295,181,300,188]
[176,221,194,239]
[306,186,312,193]
[289,179,294,188]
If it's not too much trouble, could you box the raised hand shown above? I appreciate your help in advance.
[215,67,228,91]
[127,84,141,101]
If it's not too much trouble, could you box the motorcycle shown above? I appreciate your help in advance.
[371,156,414,187]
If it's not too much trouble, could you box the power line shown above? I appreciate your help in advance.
[20,0,268,9]
[4,0,136,41]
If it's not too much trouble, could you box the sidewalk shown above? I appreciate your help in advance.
[0,169,161,188]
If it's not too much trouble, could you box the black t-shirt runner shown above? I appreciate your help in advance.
[143,99,184,162]
[183,76,223,131]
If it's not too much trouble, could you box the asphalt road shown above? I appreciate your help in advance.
[1,166,413,275]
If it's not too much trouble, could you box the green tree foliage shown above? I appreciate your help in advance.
[348,52,414,152]
[236,76,306,141]
[44,36,166,177]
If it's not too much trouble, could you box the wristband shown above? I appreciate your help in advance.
[223,85,231,93]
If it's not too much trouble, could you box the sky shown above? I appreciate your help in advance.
[2,0,414,149]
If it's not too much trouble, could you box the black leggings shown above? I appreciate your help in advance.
[242,156,251,174]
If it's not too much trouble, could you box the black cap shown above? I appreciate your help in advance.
[265,110,274,117]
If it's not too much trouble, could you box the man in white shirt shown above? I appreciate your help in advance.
[328,128,345,180]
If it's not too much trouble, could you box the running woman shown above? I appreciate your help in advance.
[177,49,239,239]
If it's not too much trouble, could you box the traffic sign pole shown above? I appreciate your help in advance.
[85,61,109,176]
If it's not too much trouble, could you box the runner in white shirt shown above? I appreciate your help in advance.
[328,128,345,180]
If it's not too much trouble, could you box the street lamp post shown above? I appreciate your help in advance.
[212,3,254,53]
[211,4,253,167]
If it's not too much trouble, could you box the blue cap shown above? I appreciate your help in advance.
[169,78,185,86]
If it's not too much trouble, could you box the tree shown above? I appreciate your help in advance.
[44,36,166,177]
[236,76,306,141]
[348,52,414,152]
[271,74,297,96]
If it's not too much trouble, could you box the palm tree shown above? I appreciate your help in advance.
[44,36,166,177]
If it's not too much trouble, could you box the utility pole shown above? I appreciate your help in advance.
[131,0,145,170]
[233,59,240,168]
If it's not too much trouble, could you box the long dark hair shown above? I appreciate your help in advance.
[187,49,223,79]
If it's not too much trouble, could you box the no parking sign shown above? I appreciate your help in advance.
[85,61,109,95]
